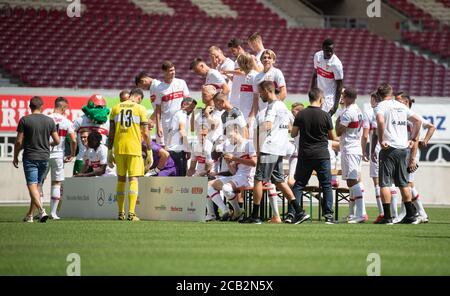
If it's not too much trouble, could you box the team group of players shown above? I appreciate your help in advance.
[40,32,434,224]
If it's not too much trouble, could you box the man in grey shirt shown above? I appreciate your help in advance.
[13,96,60,223]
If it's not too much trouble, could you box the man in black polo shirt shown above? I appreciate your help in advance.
[291,88,335,224]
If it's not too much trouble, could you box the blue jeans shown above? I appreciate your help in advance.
[289,158,334,216]
[23,159,49,185]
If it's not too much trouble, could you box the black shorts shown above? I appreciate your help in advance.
[254,153,285,183]
[379,147,409,188]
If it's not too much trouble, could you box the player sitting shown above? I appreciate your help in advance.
[206,128,257,222]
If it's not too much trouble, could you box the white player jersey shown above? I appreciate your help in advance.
[258,100,291,156]
[221,107,247,137]
[217,57,235,74]
[253,66,286,111]
[205,69,226,91]
[217,57,235,96]
[73,115,109,161]
[239,69,258,118]
[224,139,256,177]
[363,108,380,156]
[229,60,245,109]
[313,50,344,113]
[167,109,190,152]
[192,138,214,175]
[155,78,189,126]
[339,104,363,155]
[375,99,416,149]
[194,109,224,143]
[47,113,74,159]
[149,79,162,110]
[83,144,107,171]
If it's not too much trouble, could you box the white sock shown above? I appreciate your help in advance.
[349,189,355,217]
[212,194,229,214]
[206,198,215,216]
[207,185,229,214]
[375,185,384,215]
[267,183,280,217]
[351,183,365,218]
[390,186,398,218]
[222,183,241,213]
[411,187,427,218]
[397,202,406,221]
[50,185,60,216]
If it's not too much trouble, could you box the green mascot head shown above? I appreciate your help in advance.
[82,94,110,124]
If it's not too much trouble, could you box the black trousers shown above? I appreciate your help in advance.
[169,150,187,177]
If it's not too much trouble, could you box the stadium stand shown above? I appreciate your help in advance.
[0,0,449,96]
[385,0,450,60]
[130,0,175,15]
[190,0,238,18]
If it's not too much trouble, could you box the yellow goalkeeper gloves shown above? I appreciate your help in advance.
[145,149,153,169]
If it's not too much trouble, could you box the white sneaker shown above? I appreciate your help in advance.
[418,215,429,223]
[205,214,217,222]
[39,209,49,223]
[393,215,405,224]
[23,215,33,223]
[348,215,368,224]
[50,214,60,220]
[341,215,355,223]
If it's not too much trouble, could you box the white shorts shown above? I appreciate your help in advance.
[288,156,297,178]
[45,158,65,182]
[341,153,361,180]
[370,159,379,178]
[321,96,334,113]
[217,174,253,189]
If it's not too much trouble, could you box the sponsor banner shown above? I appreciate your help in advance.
[0,94,87,132]
[412,104,450,142]
[59,177,124,219]
[137,177,207,222]
[60,176,207,221]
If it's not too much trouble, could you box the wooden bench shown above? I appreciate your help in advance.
[237,186,273,221]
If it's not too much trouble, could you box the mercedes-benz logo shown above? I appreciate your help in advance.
[97,188,105,206]
[425,144,450,163]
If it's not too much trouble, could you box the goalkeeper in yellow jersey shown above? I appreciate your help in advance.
[107,88,152,221]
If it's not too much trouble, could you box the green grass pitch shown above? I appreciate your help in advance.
[1,206,449,275]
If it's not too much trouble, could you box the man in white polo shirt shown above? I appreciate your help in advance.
[375,83,422,225]
[154,61,190,147]
[311,38,343,116]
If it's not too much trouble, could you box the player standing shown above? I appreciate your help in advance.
[394,92,435,223]
[311,38,343,115]
[375,84,422,225]
[107,88,152,221]
[335,88,368,223]
[252,49,287,111]
[154,61,189,147]
[362,92,385,223]
[43,97,77,219]
[241,81,309,224]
